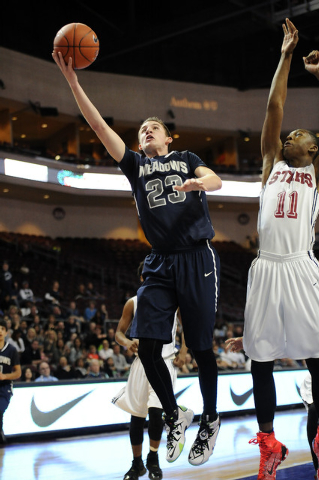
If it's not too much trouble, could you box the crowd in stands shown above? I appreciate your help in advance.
[0,233,306,384]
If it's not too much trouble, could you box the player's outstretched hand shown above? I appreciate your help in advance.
[174,178,207,192]
[303,50,319,80]
[281,18,298,55]
[225,337,244,353]
[52,51,78,85]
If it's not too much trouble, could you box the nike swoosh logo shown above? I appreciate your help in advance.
[295,381,301,398]
[267,457,276,475]
[204,271,213,277]
[230,387,253,406]
[31,391,93,427]
[174,385,191,401]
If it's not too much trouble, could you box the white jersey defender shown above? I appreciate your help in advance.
[244,161,319,361]
[112,296,178,418]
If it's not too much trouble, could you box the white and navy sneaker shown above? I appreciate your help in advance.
[164,405,194,463]
[188,414,220,466]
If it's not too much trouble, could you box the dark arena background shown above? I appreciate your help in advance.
[1,1,319,479]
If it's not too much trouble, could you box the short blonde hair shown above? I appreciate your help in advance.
[138,117,172,142]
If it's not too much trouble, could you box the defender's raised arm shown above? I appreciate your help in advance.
[261,19,298,185]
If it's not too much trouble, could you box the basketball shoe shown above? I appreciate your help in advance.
[249,431,289,479]
[123,460,146,480]
[188,414,220,466]
[312,426,319,480]
[146,452,162,480]
[163,405,194,463]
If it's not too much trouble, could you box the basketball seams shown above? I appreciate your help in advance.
[53,22,99,69]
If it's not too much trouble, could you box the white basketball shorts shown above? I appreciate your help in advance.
[112,355,177,418]
[243,250,319,362]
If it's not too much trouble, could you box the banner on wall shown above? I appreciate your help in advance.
[5,369,307,437]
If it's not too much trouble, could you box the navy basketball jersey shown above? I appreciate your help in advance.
[119,148,215,249]
[0,343,19,387]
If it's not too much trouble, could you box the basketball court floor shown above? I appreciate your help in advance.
[0,408,315,480]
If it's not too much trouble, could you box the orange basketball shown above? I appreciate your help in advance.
[53,23,99,69]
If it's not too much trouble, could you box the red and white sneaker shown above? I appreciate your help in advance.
[249,431,289,479]
[312,426,319,480]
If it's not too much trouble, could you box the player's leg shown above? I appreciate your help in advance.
[306,358,319,480]
[112,358,150,479]
[177,243,220,466]
[123,415,147,480]
[146,407,163,480]
[0,389,11,445]
[306,403,319,475]
[138,338,194,463]
[249,360,288,480]
[135,254,194,463]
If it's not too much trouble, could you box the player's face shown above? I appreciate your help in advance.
[0,326,7,340]
[283,129,317,162]
[138,121,172,154]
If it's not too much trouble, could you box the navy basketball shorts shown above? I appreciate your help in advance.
[131,240,220,351]
[0,384,12,414]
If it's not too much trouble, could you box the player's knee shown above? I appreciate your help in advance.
[129,415,145,446]
[148,407,163,441]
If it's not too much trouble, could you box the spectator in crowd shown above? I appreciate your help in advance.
[75,283,88,300]
[104,357,120,378]
[18,280,35,308]
[44,281,63,311]
[11,312,21,332]
[0,293,16,314]
[83,300,97,322]
[43,330,59,365]
[106,327,116,348]
[87,344,99,361]
[0,261,15,303]
[20,339,42,367]
[64,315,80,338]
[112,344,130,377]
[24,327,38,349]
[74,357,87,379]
[21,366,35,383]
[213,319,228,340]
[55,355,76,380]
[84,322,99,349]
[86,282,103,300]
[98,339,114,361]
[19,319,28,339]
[7,329,25,354]
[35,361,58,382]
[69,337,86,365]
[52,305,67,321]
[179,352,197,374]
[86,358,108,379]
[67,300,84,324]
[26,305,40,322]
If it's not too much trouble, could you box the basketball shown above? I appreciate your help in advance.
[53,23,99,69]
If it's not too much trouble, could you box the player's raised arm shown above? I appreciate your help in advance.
[261,18,298,185]
[52,51,125,163]
[303,50,319,185]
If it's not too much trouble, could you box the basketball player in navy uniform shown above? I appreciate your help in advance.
[112,262,187,480]
[239,18,319,480]
[0,318,21,443]
[53,50,222,467]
